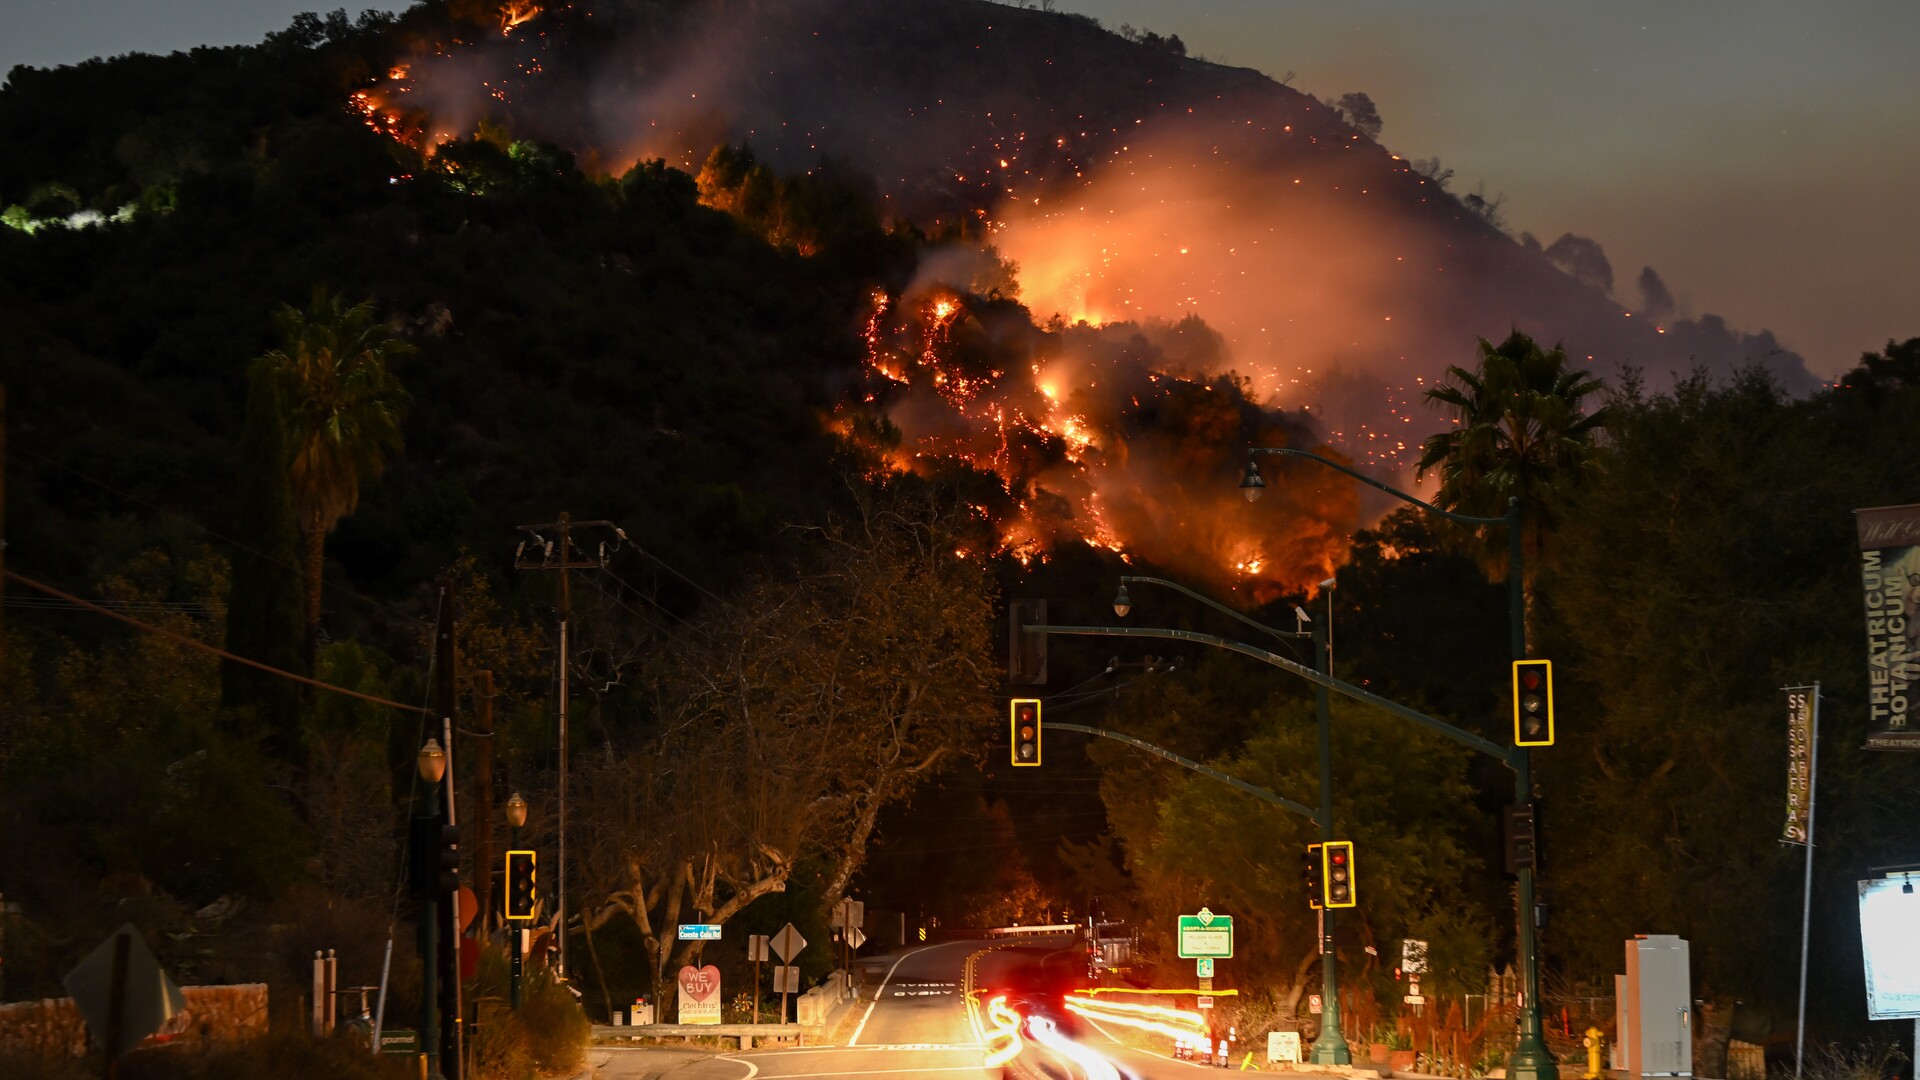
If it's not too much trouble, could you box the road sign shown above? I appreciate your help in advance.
[835,898,865,929]
[846,926,867,950]
[64,924,186,1060]
[1196,957,1215,978]
[771,922,807,962]
[1177,907,1234,958]
[772,965,802,993]
[748,934,771,962]
[1199,977,1213,993]
[1402,938,1429,974]
[1308,994,1323,1015]
[677,924,722,941]
[1405,994,1427,1006]
[1198,996,1215,1009]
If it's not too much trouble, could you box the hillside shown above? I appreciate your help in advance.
[375,0,1816,425]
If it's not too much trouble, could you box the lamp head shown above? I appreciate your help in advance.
[416,738,447,785]
[1240,460,1265,503]
[506,791,528,829]
[1112,583,1132,618]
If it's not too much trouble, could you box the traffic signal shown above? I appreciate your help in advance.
[1011,698,1042,766]
[506,850,538,920]
[1512,659,1555,746]
[433,823,461,894]
[1504,802,1538,873]
[1322,841,1356,908]
[1008,600,1048,685]
[1302,843,1323,910]
[408,818,461,896]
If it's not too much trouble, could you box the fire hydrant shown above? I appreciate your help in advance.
[1583,1027,1606,1079]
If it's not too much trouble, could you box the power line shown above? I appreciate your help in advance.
[5,569,432,715]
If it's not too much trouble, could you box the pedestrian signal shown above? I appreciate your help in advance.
[1512,659,1555,746]
[1011,698,1041,766]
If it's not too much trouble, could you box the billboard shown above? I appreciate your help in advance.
[1855,504,1920,749]
[1859,876,1920,1019]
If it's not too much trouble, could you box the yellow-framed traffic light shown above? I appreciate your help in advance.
[1011,698,1042,766]
[505,849,538,920]
[1512,659,1555,746]
[1321,841,1356,908]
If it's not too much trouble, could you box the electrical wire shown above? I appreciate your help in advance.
[5,569,432,715]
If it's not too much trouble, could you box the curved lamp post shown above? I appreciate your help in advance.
[1243,448,1553,1080]
[505,792,528,1010]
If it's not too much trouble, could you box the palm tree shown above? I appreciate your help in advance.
[255,287,413,645]
[1415,330,1608,578]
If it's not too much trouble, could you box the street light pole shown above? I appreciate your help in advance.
[506,792,528,1012]
[1245,449,1555,1080]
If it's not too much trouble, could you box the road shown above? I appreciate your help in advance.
[588,934,1283,1080]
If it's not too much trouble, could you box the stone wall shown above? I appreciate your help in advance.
[0,983,268,1058]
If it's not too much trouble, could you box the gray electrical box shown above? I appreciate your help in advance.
[1624,935,1692,1077]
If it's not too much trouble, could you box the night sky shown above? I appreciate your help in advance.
[8,0,1916,376]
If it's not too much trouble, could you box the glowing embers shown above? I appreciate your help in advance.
[1063,993,1208,1042]
[982,995,1024,1068]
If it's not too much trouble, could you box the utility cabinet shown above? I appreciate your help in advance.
[1623,935,1692,1077]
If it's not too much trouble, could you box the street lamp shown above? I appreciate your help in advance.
[505,793,528,1010]
[1113,575,1350,1066]
[1244,446,1553,1080]
[416,739,448,1080]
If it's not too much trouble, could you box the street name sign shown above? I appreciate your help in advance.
[677,924,722,941]
[1177,907,1234,959]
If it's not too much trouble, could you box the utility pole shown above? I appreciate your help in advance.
[2,384,8,685]
[513,514,614,981]
[434,583,465,1080]
[473,670,496,934]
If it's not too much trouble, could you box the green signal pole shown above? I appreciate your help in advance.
[1506,499,1555,1080]
[1307,613,1350,1064]
[1246,448,1555,1080]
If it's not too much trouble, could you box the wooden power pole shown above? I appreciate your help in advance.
[513,513,613,981]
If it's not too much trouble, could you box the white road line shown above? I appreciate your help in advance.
[756,1060,983,1068]
[1081,1014,1212,1071]
[715,1057,760,1079]
[847,946,920,1046]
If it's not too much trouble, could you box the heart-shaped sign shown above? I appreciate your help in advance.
[677,964,722,1003]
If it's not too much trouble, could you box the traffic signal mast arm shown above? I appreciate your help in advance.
[1046,721,1320,824]
[1028,624,1518,769]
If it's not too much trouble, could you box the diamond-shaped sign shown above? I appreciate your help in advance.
[771,922,807,962]
[64,925,186,1058]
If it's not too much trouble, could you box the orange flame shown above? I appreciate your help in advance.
[500,1,541,36]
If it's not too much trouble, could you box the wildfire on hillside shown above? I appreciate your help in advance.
[837,284,1358,598]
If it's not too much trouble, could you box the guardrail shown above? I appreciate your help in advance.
[987,924,1082,937]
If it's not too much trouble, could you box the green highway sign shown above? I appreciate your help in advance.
[1177,907,1234,959]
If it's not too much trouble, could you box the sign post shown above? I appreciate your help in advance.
[770,923,807,1023]
[748,935,771,1024]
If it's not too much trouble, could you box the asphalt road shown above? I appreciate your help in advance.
[590,934,1275,1080]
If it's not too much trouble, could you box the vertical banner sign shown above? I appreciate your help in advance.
[1857,504,1920,749]
[1783,687,1815,843]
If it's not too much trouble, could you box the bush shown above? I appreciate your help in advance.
[0,1051,92,1080]
[519,968,588,1073]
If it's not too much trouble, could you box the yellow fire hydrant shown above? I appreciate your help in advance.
[1583,1027,1606,1079]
